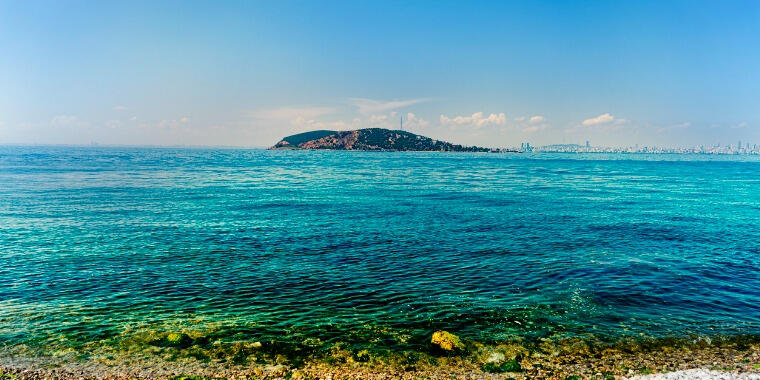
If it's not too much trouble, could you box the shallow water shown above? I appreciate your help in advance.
[1,147,759,359]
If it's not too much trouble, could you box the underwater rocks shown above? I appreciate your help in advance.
[2,341,760,380]
[165,333,193,348]
[431,331,465,351]
[481,359,522,373]
[474,342,529,373]
[3,333,760,379]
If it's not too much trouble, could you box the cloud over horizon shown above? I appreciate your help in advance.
[529,115,545,124]
[249,106,336,121]
[439,112,507,128]
[349,98,431,114]
[582,113,625,127]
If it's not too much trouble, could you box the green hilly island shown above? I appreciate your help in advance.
[270,128,491,152]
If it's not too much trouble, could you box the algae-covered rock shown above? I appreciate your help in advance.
[486,352,506,364]
[275,354,289,365]
[268,364,288,377]
[482,359,522,373]
[431,331,464,351]
[354,349,371,362]
[474,342,529,371]
[164,332,193,348]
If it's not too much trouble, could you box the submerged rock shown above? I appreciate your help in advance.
[163,332,193,348]
[482,359,522,373]
[354,349,371,362]
[486,352,506,363]
[431,331,464,351]
[474,342,529,372]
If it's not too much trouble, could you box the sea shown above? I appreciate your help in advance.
[1,146,759,363]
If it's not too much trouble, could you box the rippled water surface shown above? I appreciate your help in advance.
[1,147,760,357]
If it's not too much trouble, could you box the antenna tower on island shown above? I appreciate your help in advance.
[400,116,403,131]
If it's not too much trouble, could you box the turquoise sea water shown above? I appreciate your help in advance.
[1,147,760,360]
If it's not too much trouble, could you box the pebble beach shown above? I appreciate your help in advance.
[2,335,759,380]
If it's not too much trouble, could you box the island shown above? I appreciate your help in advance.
[270,128,494,152]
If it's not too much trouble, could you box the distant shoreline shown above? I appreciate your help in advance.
[3,144,760,156]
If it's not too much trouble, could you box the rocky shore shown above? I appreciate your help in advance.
[2,333,759,380]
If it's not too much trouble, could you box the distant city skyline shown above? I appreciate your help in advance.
[1,1,758,148]
[515,140,760,154]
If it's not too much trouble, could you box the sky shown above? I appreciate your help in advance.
[0,0,758,148]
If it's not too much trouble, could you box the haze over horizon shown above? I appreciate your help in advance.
[1,0,758,148]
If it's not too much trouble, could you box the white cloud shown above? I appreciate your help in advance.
[440,112,507,128]
[364,112,429,129]
[566,113,629,135]
[658,122,691,133]
[582,113,625,126]
[248,103,431,138]
[154,117,192,130]
[511,115,549,133]
[522,124,548,133]
[51,115,87,127]
[51,115,77,126]
[105,119,122,129]
[113,105,128,111]
[733,121,748,129]
[405,112,429,128]
[349,98,430,114]
[250,106,335,121]
[292,118,350,130]
[286,111,431,132]
[369,114,389,123]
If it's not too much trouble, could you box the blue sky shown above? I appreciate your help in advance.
[0,0,758,147]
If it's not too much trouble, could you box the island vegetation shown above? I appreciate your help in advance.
[270,128,496,152]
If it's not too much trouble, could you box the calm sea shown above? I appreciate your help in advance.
[1,146,759,359]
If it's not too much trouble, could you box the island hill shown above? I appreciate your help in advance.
[270,128,493,152]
